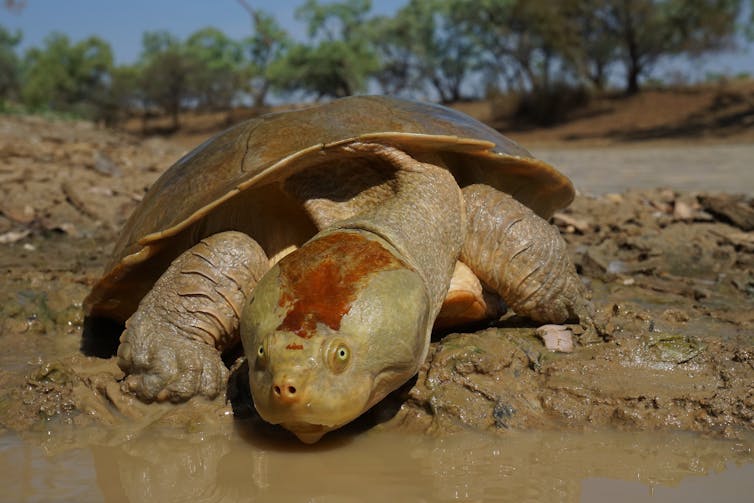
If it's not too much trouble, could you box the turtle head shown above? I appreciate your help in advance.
[240,231,430,443]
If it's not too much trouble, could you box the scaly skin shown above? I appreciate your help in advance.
[460,184,591,324]
[117,231,268,402]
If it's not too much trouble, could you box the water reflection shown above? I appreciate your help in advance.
[1,423,752,502]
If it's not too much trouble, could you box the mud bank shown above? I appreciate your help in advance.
[391,188,754,438]
[0,114,752,444]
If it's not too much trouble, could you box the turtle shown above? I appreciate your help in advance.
[84,95,591,443]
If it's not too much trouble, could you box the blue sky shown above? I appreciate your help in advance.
[2,0,753,81]
[0,0,406,63]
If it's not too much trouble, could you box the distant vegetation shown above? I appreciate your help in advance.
[1,0,752,128]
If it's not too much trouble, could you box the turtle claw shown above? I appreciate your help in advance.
[117,330,228,403]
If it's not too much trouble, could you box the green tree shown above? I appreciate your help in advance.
[366,14,420,96]
[138,31,195,130]
[21,33,113,116]
[565,0,620,91]
[372,0,479,102]
[236,5,290,108]
[269,0,378,99]
[97,64,142,126]
[185,27,244,111]
[603,0,741,93]
[453,0,579,94]
[0,25,22,104]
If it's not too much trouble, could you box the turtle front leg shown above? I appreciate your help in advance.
[117,231,268,402]
[460,184,592,326]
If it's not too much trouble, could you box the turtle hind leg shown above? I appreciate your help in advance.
[460,184,594,329]
[435,261,505,330]
[117,231,269,403]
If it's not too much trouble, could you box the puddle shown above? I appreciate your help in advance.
[1,425,751,503]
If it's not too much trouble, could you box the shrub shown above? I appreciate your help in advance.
[512,84,592,126]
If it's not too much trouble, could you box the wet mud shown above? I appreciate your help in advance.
[0,115,752,498]
[394,188,754,438]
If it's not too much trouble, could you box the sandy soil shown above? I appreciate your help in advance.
[458,79,754,147]
[0,111,752,445]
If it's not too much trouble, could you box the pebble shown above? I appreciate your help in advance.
[536,325,574,353]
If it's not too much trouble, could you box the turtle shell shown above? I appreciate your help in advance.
[84,95,574,322]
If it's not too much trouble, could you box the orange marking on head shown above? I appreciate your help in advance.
[285,343,304,350]
[276,232,406,338]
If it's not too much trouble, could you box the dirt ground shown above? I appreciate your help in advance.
[458,79,754,147]
[0,108,752,444]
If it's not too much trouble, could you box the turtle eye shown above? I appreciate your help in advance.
[255,344,267,368]
[327,342,351,374]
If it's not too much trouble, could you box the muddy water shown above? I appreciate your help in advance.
[2,426,752,502]
[1,116,753,501]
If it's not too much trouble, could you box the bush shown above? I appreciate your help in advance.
[512,84,592,126]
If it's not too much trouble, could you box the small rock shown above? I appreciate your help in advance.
[607,260,630,274]
[553,212,590,233]
[88,186,114,197]
[650,201,673,214]
[93,151,122,177]
[0,203,35,224]
[662,308,690,323]
[0,229,30,243]
[710,228,754,253]
[61,181,99,220]
[42,221,79,237]
[699,194,754,231]
[673,200,694,220]
[536,325,574,353]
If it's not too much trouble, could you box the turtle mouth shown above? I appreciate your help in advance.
[282,422,330,444]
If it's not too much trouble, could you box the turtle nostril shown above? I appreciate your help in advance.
[272,380,299,403]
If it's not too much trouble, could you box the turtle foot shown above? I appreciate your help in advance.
[117,329,228,403]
